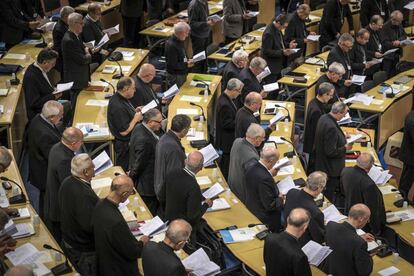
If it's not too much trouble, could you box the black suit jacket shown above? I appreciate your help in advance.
[215,93,237,153]
[261,22,285,75]
[23,64,55,120]
[327,44,352,80]
[0,0,31,45]
[360,0,388,28]
[235,106,272,139]
[142,241,187,276]
[27,114,61,191]
[81,16,104,46]
[315,74,345,99]
[325,221,373,276]
[62,30,91,90]
[319,0,353,44]
[350,42,373,76]
[264,231,312,276]
[379,20,407,61]
[188,0,210,39]
[165,35,188,75]
[245,161,283,231]
[93,198,144,276]
[120,0,145,18]
[341,166,386,235]
[284,12,307,56]
[239,67,262,101]
[284,189,325,246]
[400,111,414,166]
[221,61,242,91]
[52,19,68,73]
[366,25,382,57]
[44,142,74,222]
[129,124,160,197]
[314,113,347,177]
[130,76,160,109]
[303,98,327,154]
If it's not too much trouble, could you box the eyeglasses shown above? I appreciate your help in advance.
[151,120,162,124]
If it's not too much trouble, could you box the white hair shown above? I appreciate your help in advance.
[41,100,63,118]
[231,49,248,64]
[71,153,92,178]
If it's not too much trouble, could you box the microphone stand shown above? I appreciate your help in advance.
[99,78,115,92]
[111,59,124,79]
[189,102,206,121]
[274,104,291,121]
[193,79,211,95]
[357,127,373,147]
[43,244,73,275]
[280,137,298,158]
[0,176,26,204]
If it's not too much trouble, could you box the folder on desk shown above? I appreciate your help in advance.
[207,198,231,212]
[219,227,256,244]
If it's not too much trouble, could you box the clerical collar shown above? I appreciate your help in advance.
[40,114,54,127]
[143,123,159,140]
[184,167,196,178]
[284,230,299,240]
[33,62,53,88]
[86,14,98,23]
[74,176,91,186]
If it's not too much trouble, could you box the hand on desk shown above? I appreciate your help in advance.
[360,233,375,242]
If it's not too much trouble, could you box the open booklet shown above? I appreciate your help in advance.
[93,151,113,175]
[139,216,168,236]
[182,248,220,276]
[199,144,220,167]
[301,240,332,266]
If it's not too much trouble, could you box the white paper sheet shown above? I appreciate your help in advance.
[306,34,320,41]
[263,82,279,92]
[273,157,292,170]
[196,176,211,186]
[208,198,231,212]
[56,82,74,93]
[277,165,295,176]
[351,75,366,85]
[5,243,42,265]
[38,21,56,32]
[383,48,399,56]
[269,112,285,124]
[202,183,224,199]
[95,33,109,49]
[199,144,219,166]
[378,266,400,276]
[85,99,109,107]
[93,151,113,175]
[182,248,221,276]
[91,177,112,190]
[180,95,202,102]
[176,108,199,115]
[277,176,296,194]
[193,51,207,62]
[256,66,271,82]
[141,100,158,114]
[301,240,332,266]
[3,53,26,60]
[103,24,120,36]
[346,133,364,144]
[139,216,168,236]
[163,84,179,98]
[323,204,347,223]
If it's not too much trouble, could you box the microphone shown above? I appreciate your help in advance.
[43,244,73,275]
[189,102,206,121]
[380,83,395,98]
[357,127,373,148]
[248,223,265,228]
[317,57,328,72]
[100,78,115,92]
[0,176,26,204]
[274,104,291,121]
[108,52,124,79]
[194,79,211,95]
[111,60,123,79]
[35,30,47,48]
[10,72,20,86]
[280,137,298,158]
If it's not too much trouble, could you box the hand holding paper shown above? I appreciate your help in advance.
[54,82,74,94]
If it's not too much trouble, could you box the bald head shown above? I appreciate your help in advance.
[244,92,262,112]
[5,266,33,276]
[287,208,310,229]
[356,152,374,171]
[349,203,371,220]
[62,127,83,149]
[0,146,12,173]
[138,63,156,83]
[261,146,279,162]
[111,175,134,194]
[166,219,192,244]
[185,151,204,173]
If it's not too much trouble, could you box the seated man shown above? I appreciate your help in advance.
[366,15,385,60]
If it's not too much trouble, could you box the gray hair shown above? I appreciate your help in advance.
[174,22,190,35]
[317,82,334,96]
[185,151,204,173]
[71,153,92,178]
[338,33,354,44]
[246,123,265,139]
[306,171,327,191]
[390,10,403,19]
[356,152,374,170]
[5,265,34,276]
[60,6,75,20]
[231,49,248,64]
[0,146,12,170]
[41,100,63,118]
[331,101,347,114]
[165,219,192,244]
[249,56,267,70]
[68,12,83,28]
[328,62,346,75]
[287,208,310,228]
[143,108,161,123]
[260,146,278,162]
[348,204,370,220]
[356,28,369,38]
[226,78,243,91]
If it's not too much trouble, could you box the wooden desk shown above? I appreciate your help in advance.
[402,26,414,63]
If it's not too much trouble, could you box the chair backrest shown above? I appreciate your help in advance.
[372,71,388,86]
[321,45,333,53]
[252,23,266,31]
[397,235,414,265]
[361,80,375,93]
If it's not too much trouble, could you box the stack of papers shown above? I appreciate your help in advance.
[76,123,110,137]
[91,177,112,190]
[208,14,222,23]
[196,176,212,186]
[323,204,347,223]
[346,133,364,144]
[102,65,117,74]
[193,51,206,62]
[263,82,279,92]
[5,243,42,265]
[141,100,158,114]
[199,144,220,167]
[344,93,374,105]
[180,95,202,102]
[139,216,168,236]
[219,227,257,243]
[277,176,296,194]
[368,166,392,185]
[86,99,109,107]
[301,240,332,266]
[268,136,287,144]
[337,112,352,125]
[306,35,320,41]
[351,75,366,85]
[163,84,179,99]
[378,266,400,276]
[202,183,225,199]
[93,151,113,175]
[207,198,231,212]
[103,24,120,36]
[257,67,271,82]
[182,248,221,276]
[386,209,414,222]
[187,131,204,141]
[273,157,292,170]
[12,223,35,239]
[305,57,324,66]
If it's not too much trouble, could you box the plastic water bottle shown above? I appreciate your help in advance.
[403,201,408,209]
[284,118,289,132]
[197,116,204,131]
[203,89,209,102]
[133,196,139,208]
[212,168,218,182]
[392,252,399,264]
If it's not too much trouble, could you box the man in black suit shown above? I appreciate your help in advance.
[44,127,84,243]
[53,6,75,75]
[284,171,327,246]
[388,0,410,26]
[261,14,297,83]
[245,147,283,232]
[366,15,385,60]
[59,154,99,276]
[315,62,351,99]
[165,22,193,87]
[380,10,407,77]
[341,153,386,236]
[399,110,414,199]
[154,114,191,215]
[23,48,61,121]
[264,208,312,276]
[165,151,213,243]
[215,78,243,179]
[93,175,150,276]
[81,3,110,64]
[120,0,144,47]
[27,101,63,219]
[0,0,40,47]
[142,219,191,276]
[221,49,248,91]
[314,101,352,203]
[108,77,143,171]
[319,0,354,50]
[304,82,334,172]
[350,28,380,78]
[131,64,161,110]
[239,57,268,101]
[62,12,92,107]
[129,109,163,215]
[360,0,388,28]
[325,204,374,276]
[235,92,275,139]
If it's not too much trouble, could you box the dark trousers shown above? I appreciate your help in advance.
[114,139,130,172]
[122,16,142,48]
[383,57,399,78]
[141,195,159,216]
[167,73,187,88]
[46,219,61,244]
[219,152,230,180]
[324,176,341,205]
[62,240,97,276]
[190,35,209,73]
[400,164,414,198]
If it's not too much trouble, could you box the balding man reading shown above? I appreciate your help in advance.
[245,146,283,231]
[142,219,192,275]
[235,92,275,139]
[93,175,149,276]
[228,123,264,203]
[340,152,386,235]
[264,208,312,276]
[44,127,84,242]
[165,151,213,243]
[325,204,374,276]
[131,63,161,109]
[0,146,12,174]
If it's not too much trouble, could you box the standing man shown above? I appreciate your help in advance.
[62,12,92,107]
[131,64,160,109]
[239,57,268,101]
[59,154,99,276]
[350,29,380,78]
[314,102,352,203]
[221,49,248,91]
[44,127,84,242]
[129,109,163,215]
[92,175,149,276]
[366,15,385,60]
[223,0,251,44]
[27,101,63,218]
[120,0,145,47]
[341,153,386,235]
[215,78,243,179]
[399,110,414,200]
[107,77,143,171]
[154,115,191,215]
[360,0,388,28]
[264,208,312,276]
